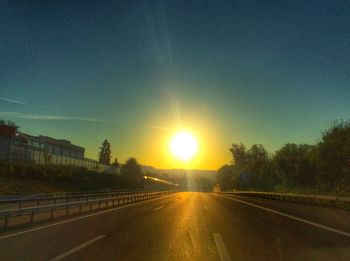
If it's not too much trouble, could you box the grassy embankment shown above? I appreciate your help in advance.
[0,161,141,195]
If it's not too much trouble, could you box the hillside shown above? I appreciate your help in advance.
[141,165,217,181]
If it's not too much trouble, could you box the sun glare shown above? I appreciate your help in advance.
[169,131,198,162]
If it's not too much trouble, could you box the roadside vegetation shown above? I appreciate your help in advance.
[217,119,350,195]
[0,158,144,195]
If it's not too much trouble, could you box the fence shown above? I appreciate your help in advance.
[7,144,118,174]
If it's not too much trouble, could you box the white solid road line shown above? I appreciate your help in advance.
[213,233,232,261]
[154,205,165,211]
[49,235,105,261]
[218,195,350,238]
[0,194,176,241]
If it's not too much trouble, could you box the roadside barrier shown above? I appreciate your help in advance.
[0,191,177,229]
[218,191,350,210]
[0,190,149,209]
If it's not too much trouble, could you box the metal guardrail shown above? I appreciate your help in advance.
[218,191,350,209]
[0,191,177,229]
[0,191,149,209]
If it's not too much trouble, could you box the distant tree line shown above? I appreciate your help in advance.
[217,120,350,194]
[97,140,143,184]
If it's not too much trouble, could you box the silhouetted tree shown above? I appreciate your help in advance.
[120,157,143,179]
[274,143,315,189]
[229,143,247,167]
[247,144,268,164]
[216,165,232,191]
[0,119,19,137]
[217,119,350,193]
[315,120,350,191]
[112,158,119,168]
[98,140,111,165]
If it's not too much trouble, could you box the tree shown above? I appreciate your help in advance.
[120,157,142,178]
[315,120,350,191]
[0,119,19,137]
[247,144,268,164]
[245,144,272,189]
[216,164,233,191]
[98,140,111,165]
[274,143,315,189]
[111,158,119,168]
[120,157,143,185]
[229,143,247,167]
[111,158,120,173]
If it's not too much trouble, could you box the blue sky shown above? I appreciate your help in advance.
[1,1,349,169]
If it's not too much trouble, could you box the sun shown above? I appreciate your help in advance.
[169,131,198,162]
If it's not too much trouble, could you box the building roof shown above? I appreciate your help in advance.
[18,133,84,153]
[38,135,84,152]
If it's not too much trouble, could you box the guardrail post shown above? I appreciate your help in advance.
[4,215,9,227]
[30,211,35,223]
[66,205,69,216]
[50,208,54,220]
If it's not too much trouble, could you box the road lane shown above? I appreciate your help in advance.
[0,193,181,260]
[66,192,220,260]
[0,192,349,260]
[49,235,105,261]
[206,194,350,260]
[218,193,350,233]
[217,194,350,237]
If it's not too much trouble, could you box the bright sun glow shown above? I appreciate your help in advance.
[169,131,198,162]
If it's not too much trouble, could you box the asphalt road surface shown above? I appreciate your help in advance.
[0,192,349,261]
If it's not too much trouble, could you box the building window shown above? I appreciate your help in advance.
[63,148,69,157]
[55,145,62,155]
[77,152,83,159]
[71,150,77,159]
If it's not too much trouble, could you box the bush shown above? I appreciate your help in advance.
[0,161,143,194]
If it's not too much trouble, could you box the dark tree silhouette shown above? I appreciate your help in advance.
[120,158,142,178]
[315,120,350,191]
[98,140,111,165]
[112,158,120,169]
[0,119,19,137]
[274,143,315,188]
[229,143,247,167]
[217,119,350,193]
[120,157,143,186]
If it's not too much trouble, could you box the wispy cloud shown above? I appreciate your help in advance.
[0,111,101,122]
[144,124,173,131]
[0,111,181,131]
[0,96,27,105]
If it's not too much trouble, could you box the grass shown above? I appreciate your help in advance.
[0,161,142,195]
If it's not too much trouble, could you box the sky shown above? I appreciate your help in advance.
[1,0,350,170]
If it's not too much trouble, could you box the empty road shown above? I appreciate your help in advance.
[0,192,349,260]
